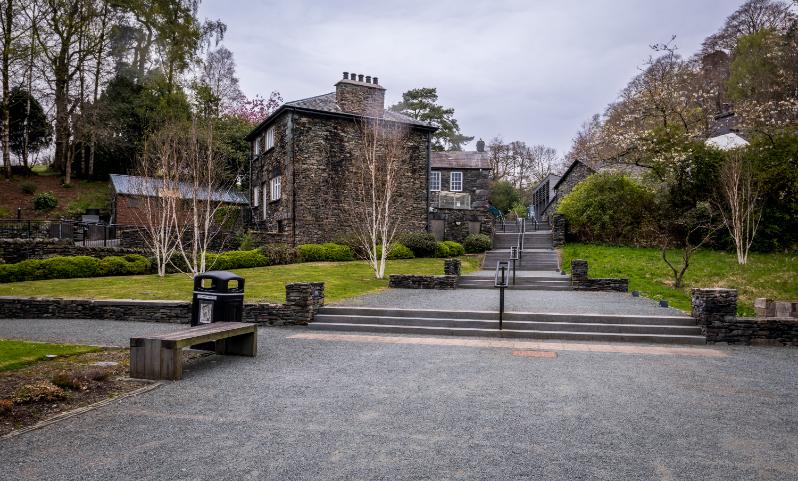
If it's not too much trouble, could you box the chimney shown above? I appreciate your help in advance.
[335,71,386,117]
[476,139,485,152]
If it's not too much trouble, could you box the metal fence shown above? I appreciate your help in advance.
[0,220,132,247]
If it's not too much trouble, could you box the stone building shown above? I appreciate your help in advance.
[529,173,560,221]
[428,140,492,241]
[245,73,437,246]
[539,160,595,220]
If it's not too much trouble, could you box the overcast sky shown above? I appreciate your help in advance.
[198,0,744,155]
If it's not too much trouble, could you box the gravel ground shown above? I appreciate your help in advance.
[0,318,185,347]
[1,320,796,480]
[335,288,689,317]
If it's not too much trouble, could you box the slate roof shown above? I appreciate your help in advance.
[553,160,595,190]
[110,174,248,204]
[246,92,435,140]
[430,151,491,169]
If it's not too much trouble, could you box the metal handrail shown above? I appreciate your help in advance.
[494,261,510,330]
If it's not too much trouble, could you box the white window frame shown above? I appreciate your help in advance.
[450,171,463,192]
[253,185,260,207]
[262,182,268,219]
[270,175,281,201]
[430,171,441,191]
[265,126,275,151]
[253,139,260,156]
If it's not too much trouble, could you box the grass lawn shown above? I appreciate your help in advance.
[0,339,101,372]
[0,256,482,303]
[561,243,798,315]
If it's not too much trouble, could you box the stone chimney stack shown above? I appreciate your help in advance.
[335,72,386,117]
[476,139,485,153]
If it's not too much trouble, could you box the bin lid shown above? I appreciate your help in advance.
[194,270,245,292]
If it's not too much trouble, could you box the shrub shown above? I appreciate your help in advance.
[258,243,297,265]
[0,254,153,283]
[20,182,37,195]
[0,399,12,415]
[435,242,450,257]
[33,191,58,211]
[98,254,151,276]
[375,242,415,260]
[51,372,88,391]
[557,172,655,244]
[13,381,68,404]
[297,243,355,262]
[206,249,269,270]
[238,232,254,251]
[395,232,437,257]
[489,180,522,213]
[442,240,465,256]
[463,234,492,253]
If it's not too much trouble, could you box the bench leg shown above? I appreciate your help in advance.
[131,338,170,380]
[159,345,183,380]
[215,332,257,357]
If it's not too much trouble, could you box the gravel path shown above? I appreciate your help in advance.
[1,320,796,480]
[0,318,185,347]
[335,288,690,316]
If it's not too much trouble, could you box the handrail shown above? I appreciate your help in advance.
[494,261,509,330]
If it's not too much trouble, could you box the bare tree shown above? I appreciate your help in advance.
[660,203,721,288]
[348,119,409,279]
[717,150,764,265]
[487,136,512,181]
[132,126,183,277]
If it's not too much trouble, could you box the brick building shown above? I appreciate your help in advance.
[109,174,247,226]
[245,73,437,245]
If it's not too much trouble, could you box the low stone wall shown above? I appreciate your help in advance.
[444,259,461,276]
[570,259,628,292]
[755,298,798,318]
[692,288,798,346]
[0,238,144,263]
[551,214,566,248]
[0,282,325,326]
[431,208,492,243]
[388,275,458,289]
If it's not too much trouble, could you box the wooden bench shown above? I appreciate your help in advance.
[130,322,257,380]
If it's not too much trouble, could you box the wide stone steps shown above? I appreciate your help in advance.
[309,307,705,344]
[458,277,572,291]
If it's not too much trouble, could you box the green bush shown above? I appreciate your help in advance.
[206,249,269,271]
[395,232,437,257]
[557,172,655,244]
[297,243,355,262]
[237,232,254,251]
[375,242,415,260]
[463,234,492,253]
[0,254,155,283]
[20,182,37,195]
[33,192,58,211]
[442,241,465,256]
[258,243,297,265]
[489,180,522,213]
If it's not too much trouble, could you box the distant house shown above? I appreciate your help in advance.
[538,160,595,220]
[705,111,749,151]
[529,173,560,221]
[109,174,247,225]
[427,139,492,241]
[244,72,437,246]
[430,139,491,210]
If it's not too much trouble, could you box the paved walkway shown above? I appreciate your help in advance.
[1,319,796,480]
[335,288,690,317]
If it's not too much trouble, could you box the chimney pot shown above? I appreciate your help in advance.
[476,139,485,153]
[365,75,371,83]
[358,74,364,82]
[343,72,349,80]
[373,77,378,85]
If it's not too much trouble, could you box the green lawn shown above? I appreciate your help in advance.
[0,256,482,304]
[561,244,798,315]
[0,339,101,372]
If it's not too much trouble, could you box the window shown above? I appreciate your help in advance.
[270,175,281,201]
[262,183,268,219]
[450,171,463,192]
[265,126,275,151]
[430,171,441,191]
[253,186,260,207]
[253,139,260,156]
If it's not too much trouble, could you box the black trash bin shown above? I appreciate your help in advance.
[191,271,245,326]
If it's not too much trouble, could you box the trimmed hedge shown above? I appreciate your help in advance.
[297,243,355,262]
[258,243,297,265]
[435,241,465,258]
[463,234,492,253]
[0,254,152,283]
[206,250,269,271]
[376,242,415,260]
[395,232,437,258]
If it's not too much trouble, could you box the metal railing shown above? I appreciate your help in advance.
[0,219,133,247]
[494,260,510,330]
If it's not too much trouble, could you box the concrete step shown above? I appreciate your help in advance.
[317,307,699,326]
[307,322,706,345]
[457,284,573,291]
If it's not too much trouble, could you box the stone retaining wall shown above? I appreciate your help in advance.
[0,238,144,263]
[570,259,628,292]
[0,282,325,326]
[691,288,798,346]
[551,214,566,247]
[388,275,458,289]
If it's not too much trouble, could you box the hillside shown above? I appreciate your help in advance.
[0,170,110,221]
